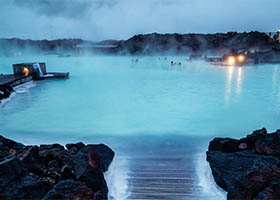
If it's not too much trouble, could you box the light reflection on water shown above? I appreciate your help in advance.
[236,67,243,95]
[225,66,233,105]
[225,66,243,105]
[0,56,280,199]
[1,57,280,137]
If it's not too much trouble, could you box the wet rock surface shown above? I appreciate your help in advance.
[207,128,280,200]
[42,180,94,200]
[0,135,114,200]
[0,85,14,102]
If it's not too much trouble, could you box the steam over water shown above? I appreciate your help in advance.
[1,55,280,199]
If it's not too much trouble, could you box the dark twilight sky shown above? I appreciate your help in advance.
[0,0,279,41]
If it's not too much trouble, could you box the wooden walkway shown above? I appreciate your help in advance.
[106,136,225,200]
[0,74,32,87]
[0,72,68,87]
[120,155,220,200]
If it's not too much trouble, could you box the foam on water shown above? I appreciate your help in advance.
[105,156,130,200]
[0,92,16,107]
[197,152,226,199]
[14,80,36,94]
[0,81,36,107]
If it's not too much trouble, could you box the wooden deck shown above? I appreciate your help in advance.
[0,74,32,87]
[44,72,69,79]
[0,72,69,88]
[106,136,224,200]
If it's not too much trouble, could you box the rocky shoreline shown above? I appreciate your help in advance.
[0,135,114,199]
[207,128,280,199]
[0,85,14,104]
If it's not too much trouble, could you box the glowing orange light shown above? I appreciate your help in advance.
[23,67,29,76]
[227,56,236,66]
[237,55,245,63]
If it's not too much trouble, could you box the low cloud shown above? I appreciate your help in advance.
[0,0,279,41]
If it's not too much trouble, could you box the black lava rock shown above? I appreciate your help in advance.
[0,135,114,200]
[42,180,94,200]
[73,146,108,199]
[207,128,280,200]
[0,85,14,99]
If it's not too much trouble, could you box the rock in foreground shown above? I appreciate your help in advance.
[207,128,280,200]
[0,85,14,103]
[0,135,114,200]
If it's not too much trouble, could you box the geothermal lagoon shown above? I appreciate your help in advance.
[1,55,280,199]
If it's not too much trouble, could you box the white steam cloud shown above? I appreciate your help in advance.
[0,0,279,41]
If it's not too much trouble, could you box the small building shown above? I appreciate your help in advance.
[0,63,69,102]
[13,63,46,79]
[12,63,69,80]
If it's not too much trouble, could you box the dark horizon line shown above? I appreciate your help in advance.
[0,30,278,43]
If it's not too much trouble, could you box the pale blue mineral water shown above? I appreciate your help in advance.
[1,55,280,199]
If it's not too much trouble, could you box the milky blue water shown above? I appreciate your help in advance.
[1,56,280,139]
[1,55,280,199]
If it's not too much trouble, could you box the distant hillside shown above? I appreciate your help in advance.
[0,38,92,56]
[114,31,278,55]
[0,31,279,56]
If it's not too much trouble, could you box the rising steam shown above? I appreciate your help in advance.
[0,0,279,41]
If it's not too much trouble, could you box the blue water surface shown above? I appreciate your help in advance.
[0,55,280,199]
[1,56,279,141]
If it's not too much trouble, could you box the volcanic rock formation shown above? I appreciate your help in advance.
[0,135,114,200]
[207,128,280,199]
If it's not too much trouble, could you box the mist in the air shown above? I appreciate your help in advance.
[0,0,280,41]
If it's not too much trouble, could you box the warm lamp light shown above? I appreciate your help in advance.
[227,56,236,66]
[237,55,245,63]
[23,67,29,76]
